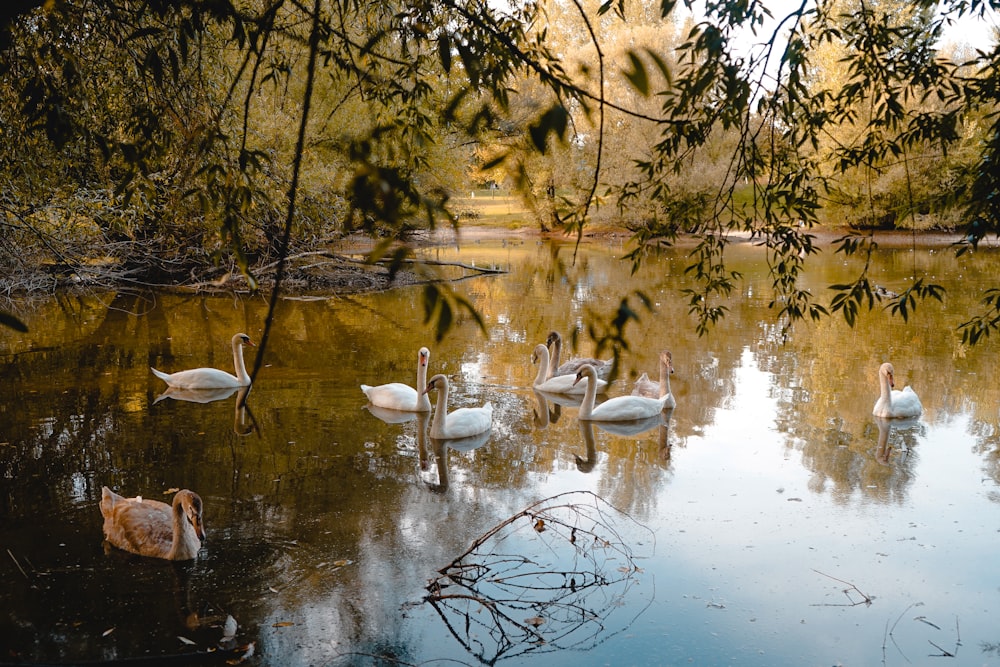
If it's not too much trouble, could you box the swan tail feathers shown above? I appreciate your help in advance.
[100,486,118,518]
[150,367,171,382]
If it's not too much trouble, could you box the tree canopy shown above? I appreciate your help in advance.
[1,0,998,349]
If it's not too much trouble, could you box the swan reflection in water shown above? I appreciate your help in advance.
[535,389,583,409]
[427,429,491,493]
[874,416,922,464]
[153,385,256,436]
[593,413,662,437]
[154,385,241,405]
[532,389,562,427]
[576,422,599,473]
[365,405,489,493]
[364,403,422,425]
[577,409,675,472]
[365,408,434,471]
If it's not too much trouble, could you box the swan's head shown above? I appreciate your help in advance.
[234,333,255,347]
[176,490,206,542]
[423,374,448,395]
[660,350,674,374]
[879,362,895,388]
[531,343,548,365]
[545,331,561,347]
[419,347,430,367]
[572,364,596,386]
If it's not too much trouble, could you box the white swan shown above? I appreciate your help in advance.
[423,373,493,439]
[151,333,254,389]
[574,364,672,421]
[531,343,608,395]
[100,487,206,560]
[631,350,677,409]
[546,331,613,380]
[361,347,432,412]
[872,362,922,418]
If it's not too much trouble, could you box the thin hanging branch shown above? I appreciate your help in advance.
[251,0,322,382]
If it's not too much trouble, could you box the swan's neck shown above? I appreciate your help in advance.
[168,498,192,560]
[547,338,561,379]
[416,359,431,411]
[659,360,671,399]
[534,347,550,386]
[431,380,449,435]
[233,342,250,384]
[578,369,597,419]
[880,372,893,404]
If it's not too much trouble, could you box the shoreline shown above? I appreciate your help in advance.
[392,223,977,251]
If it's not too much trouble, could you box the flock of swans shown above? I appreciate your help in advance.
[99,330,922,561]
[361,331,677,438]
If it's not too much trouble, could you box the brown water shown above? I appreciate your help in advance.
[1,234,999,666]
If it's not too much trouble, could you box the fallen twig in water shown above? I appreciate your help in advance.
[6,548,36,588]
[882,603,962,662]
[424,491,654,664]
[811,569,872,607]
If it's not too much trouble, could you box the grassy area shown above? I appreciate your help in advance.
[451,190,534,229]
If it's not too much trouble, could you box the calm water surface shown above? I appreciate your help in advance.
[1,235,999,666]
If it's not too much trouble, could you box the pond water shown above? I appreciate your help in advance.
[1,233,999,666]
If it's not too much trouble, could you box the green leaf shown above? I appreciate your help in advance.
[624,51,649,96]
[423,284,440,324]
[644,48,672,86]
[435,300,453,343]
[438,33,452,73]
[0,312,28,332]
[144,48,163,87]
[528,105,569,153]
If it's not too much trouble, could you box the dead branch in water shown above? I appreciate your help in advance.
[811,569,873,607]
[7,548,36,588]
[424,491,654,664]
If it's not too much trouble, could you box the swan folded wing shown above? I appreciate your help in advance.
[103,498,175,559]
[894,388,923,417]
[536,374,607,395]
[152,367,241,389]
[631,373,658,398]
[444,404,492,439]
[361,382,420,410]
[591,396,663,421]
[554,358,612,379]
[873,388,922,419]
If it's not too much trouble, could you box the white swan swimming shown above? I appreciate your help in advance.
[574,364,672,421]
[151,333,254,389]
[531,343,607,395]
[631,350,677,409]
[361,347,432,412]
[872,362,922,419]
[100,487,206,560]
[546,331,613,380]
[423,373,493,439]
